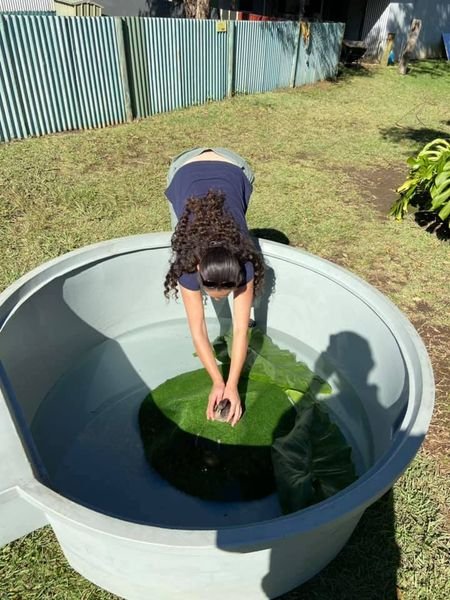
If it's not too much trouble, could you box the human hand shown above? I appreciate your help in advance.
[222,384,242,427]
[206,382,225,420]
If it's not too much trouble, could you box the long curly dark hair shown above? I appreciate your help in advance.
[164,191,265,299]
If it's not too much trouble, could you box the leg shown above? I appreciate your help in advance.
[166,148,207,229]
[167,147,255,186]
[210,296,233,336]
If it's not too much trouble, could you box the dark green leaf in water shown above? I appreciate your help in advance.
[213,328,331,396]
[272,400,358,514]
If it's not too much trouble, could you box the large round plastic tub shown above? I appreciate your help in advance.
[0,233,434,599]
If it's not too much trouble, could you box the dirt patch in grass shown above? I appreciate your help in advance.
[345,165,406,217]
[346,165,450,238]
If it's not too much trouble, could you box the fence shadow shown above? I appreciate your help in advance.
[405,59,450,79]
[336,63,375,81]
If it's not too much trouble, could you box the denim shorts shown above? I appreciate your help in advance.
[166,147,255,186]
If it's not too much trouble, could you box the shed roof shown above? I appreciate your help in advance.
[55,0,103,7]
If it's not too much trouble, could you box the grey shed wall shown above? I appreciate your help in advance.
[100,0,184,17]
[362,0,450,59]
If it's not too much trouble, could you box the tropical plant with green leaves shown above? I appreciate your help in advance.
[390,138,450,225]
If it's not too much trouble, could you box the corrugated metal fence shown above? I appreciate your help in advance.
[0,15,344,143]
[0,0,54,11]
[295,22,344,86]
[0,15,127,141]
[123,17,230,118]
[234,21,297,94]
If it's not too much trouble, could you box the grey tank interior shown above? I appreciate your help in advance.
[0,241,410,528]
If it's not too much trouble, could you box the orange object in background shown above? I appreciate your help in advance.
[248,13,272,20]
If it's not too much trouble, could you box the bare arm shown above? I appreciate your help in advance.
[180,285,223,386]
[180,280,254,427]
[228,279,253,387]
[223,279,254,425]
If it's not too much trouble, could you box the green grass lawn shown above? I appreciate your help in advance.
[1,60,449,599]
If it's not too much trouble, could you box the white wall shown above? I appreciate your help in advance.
[395,0,450,58]
[100,0,183,17]
[363,1,450,59]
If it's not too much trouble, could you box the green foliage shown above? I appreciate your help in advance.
[213,328,332,395]
[390,138,450,224]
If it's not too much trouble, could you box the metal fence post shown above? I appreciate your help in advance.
[290,21,301,88]
[115,17,133,122]
[227,20,235,98]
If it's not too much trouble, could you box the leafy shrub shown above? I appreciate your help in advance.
[389,138,450,225]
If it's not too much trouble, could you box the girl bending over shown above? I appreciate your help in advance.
[164,149,265,426]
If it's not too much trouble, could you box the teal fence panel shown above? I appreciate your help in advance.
[1,16,344,143]
[122,16,151,119]
[295,22,345,87]
[0,0,54,10]
[0,11,55,14]
[124,17,228,119]
[0,14,127,142]
[234,21,298,95]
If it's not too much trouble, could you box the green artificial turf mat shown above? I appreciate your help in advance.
[139,328,356,507]
[139,368,296,501]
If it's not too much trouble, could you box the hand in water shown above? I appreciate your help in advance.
[206,383,242,426]
[206,382,225,420]
[213,399,231,422]
[223,384,242,426]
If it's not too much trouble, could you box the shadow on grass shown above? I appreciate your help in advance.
[250,228,291,246]
[406,60,450,79]
[379,126,450,149]
[279,491,399,600]
[414,211,450,241]
[335,63,375,83]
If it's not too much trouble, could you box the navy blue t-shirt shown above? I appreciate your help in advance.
[165,161,254,291]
